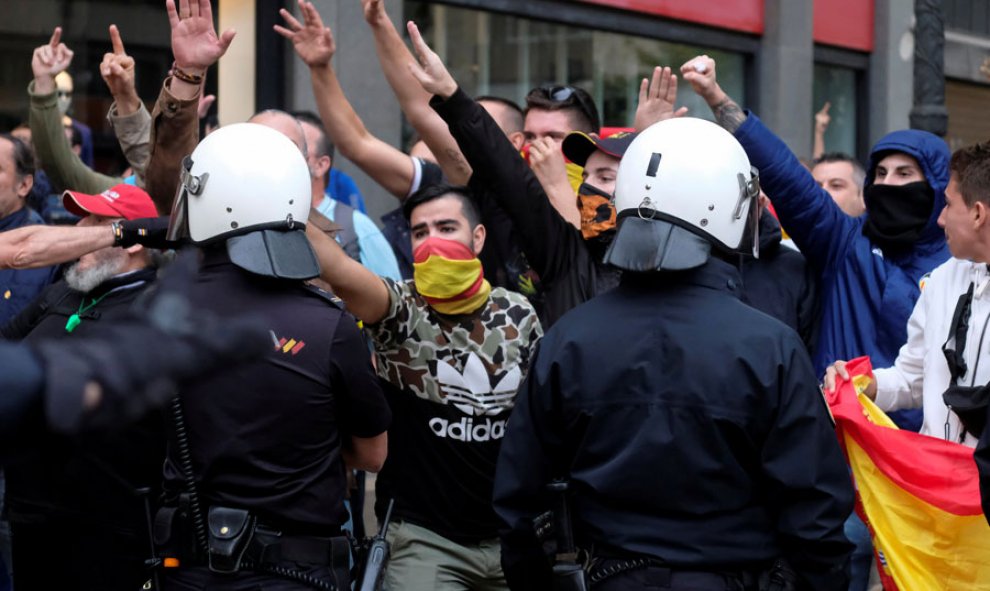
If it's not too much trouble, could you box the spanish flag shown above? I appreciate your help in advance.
[826,357,990,590]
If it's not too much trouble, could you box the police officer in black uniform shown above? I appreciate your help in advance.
[155,122,390,590]
[0,249,268,460]
[493,118,854,591]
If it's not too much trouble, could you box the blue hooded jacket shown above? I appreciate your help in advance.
[734,114,951,379]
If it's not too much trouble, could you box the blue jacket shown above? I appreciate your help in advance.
[735,114,951,377]
[0,208,59,327]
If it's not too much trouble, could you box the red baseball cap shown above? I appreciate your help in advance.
[62,183,158,220]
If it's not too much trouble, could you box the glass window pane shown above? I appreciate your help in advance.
[813,64,858,156]
[406,1,747,129]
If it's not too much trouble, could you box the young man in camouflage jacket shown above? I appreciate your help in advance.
[306,182,542,591]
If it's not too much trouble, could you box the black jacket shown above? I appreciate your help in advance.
[978,406,990,524]
[1,269,163,531]
[741,210,821,354]
[493,259,853,591]
[433,88,620,327]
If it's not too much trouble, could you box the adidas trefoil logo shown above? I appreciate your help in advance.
[435,352,521,416]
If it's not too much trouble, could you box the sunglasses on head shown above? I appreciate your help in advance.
[531,85,600,131]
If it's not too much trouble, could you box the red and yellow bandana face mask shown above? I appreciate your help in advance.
[413,236,492,315]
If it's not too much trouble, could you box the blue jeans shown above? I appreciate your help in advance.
[844,512,872,591]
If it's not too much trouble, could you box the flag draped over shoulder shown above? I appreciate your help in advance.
[825,357,990,590]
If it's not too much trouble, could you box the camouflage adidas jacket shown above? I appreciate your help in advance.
[367,278,542,543]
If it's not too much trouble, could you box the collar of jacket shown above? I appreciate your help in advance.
[0,207,34,232]
[85,266,158,300]
[619,257,744,299]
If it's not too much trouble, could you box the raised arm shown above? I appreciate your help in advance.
[680,55,853,270]
[276,0,414,199]
[143,0,234,214]
[101,25,152,185]
[30,27,119,194]
[305,223,391,325]
[407,21,579,283]
[362,0,471,185]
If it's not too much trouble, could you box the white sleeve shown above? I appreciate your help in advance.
[873,286,928,412]
[406,157,424,199]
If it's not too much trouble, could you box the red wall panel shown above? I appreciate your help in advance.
[813,0,874,51]
[577,0,764,34]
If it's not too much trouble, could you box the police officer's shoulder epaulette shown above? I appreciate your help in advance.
[300,282,345,310]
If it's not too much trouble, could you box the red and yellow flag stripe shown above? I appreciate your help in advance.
[827,357,990,590]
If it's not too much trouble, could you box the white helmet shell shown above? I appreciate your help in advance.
[604,117,760,272]
[169,122,311,243]
[167,122,319,279]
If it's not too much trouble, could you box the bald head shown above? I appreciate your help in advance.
[248,110,308,156]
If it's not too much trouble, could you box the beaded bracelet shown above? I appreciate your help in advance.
[172,63,205,85]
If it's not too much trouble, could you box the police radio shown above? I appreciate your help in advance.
[356,499,395,591]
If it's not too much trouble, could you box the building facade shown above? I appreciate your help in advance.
[1,0,988,224]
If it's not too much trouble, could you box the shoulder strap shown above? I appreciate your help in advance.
[333,202,361,263]
[301,282,345,310]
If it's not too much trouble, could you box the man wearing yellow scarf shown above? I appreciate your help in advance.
[306,182,542,591]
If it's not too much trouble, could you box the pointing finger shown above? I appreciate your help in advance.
[109,25,125,55]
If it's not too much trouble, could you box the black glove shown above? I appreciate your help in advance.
[114,216,175,249]
[32,249,269,434]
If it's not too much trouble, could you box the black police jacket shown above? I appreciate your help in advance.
[493,259,853,591]
[432,88,620,328]
[740,210,821,354]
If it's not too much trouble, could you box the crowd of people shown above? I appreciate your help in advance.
[1,0,989,590]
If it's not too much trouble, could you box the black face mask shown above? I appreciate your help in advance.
[862,181,935,253]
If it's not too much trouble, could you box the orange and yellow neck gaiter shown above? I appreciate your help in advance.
[413,236,491,315]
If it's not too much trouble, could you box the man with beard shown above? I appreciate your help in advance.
[303,181,542,591]
[0,183,162,591]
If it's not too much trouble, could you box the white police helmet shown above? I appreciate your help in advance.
[602,117,760,272]
[166,122,319,279]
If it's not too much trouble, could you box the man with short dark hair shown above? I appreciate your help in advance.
[495,117,852,591]
[305,181,542,591]
[825,141,990,447]
[523,85,599,142]
[0,134,58,326]
[812,152,866,217]
[279,0,540,304]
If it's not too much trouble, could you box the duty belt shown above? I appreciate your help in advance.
[154,504,349,575]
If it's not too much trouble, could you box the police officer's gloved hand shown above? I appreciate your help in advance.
[114,215,174,249]
[33,249,270,434]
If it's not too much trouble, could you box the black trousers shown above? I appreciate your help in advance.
[162,563,349,591]
[10,520,150,591]
[592,562,756,591]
